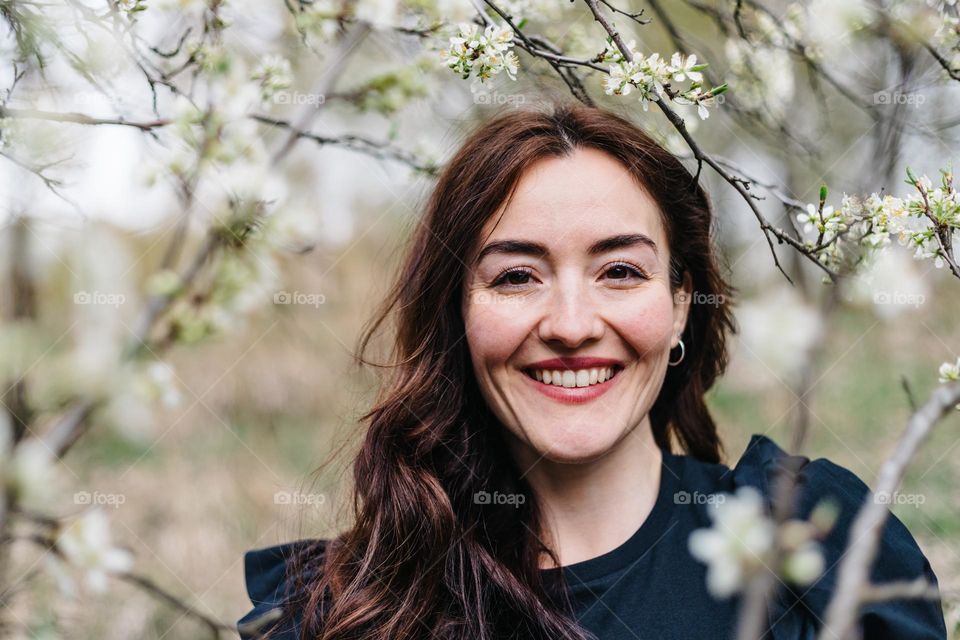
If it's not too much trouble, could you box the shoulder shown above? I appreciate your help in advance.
[237,538,329,640]
[727,434,946,639]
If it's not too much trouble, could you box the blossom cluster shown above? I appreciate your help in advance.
[442,22,520,84]
[933,12,960,76]
[688,487,832,598]
[1,416,132,594]
[797,169,960,274]
[937,356,960,410]
[251,54,293,103]
[600,39,724,119]
[940,357,960,383]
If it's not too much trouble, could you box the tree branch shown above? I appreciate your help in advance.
[818,380,960,640]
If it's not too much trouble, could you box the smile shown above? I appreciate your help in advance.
[522,366,624,388]
[520,365,625,405]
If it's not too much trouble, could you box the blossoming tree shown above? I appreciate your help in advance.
[1,0,958,638]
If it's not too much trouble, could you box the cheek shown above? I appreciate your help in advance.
[610,289,676,356]
[463,300,531,367]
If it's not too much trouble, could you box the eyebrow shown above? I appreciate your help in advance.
[475,233,659,263]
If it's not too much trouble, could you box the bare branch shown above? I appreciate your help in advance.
[118,572,238,638]
[0,106,168,130]
[251,114,439,175]
[269,20,373,165]
[860,577,943,604]
[818,380,960,640]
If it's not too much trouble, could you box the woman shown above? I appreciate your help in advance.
[237,104,946,639]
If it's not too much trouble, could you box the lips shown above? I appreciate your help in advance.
[523,356,624,370]
[518,360,625,405]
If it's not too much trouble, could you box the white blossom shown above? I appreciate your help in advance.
[796,203,842,236]
[135,361,183,409]
[939,357,960,383]
[670,52,704,82]
[251,54,293,103]
[442,23,520,84]
[4,436,60,509]
[799,168,960,275]
[688,487,827,598]
[54,508,133,594]
[688,487,776,597]
[602,40,721,119]
[781,540,826,585]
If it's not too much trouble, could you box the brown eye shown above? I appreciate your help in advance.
[492,267,533,288]
[604,261,649,281]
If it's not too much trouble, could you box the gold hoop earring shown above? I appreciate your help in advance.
[668,338,685,366]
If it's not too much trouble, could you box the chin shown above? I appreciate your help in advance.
[530,429,620,464]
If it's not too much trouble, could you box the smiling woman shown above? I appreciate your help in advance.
[237,104,946,640]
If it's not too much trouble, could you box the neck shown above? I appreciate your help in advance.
[513,416,665,570]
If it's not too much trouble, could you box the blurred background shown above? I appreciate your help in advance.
[0,0,958,637]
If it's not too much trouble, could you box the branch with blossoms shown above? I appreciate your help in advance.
[795,169,960,283]
[9,508,240,638]
[579,0,820,285]
[447,0,837,283]
[0,2,439,634]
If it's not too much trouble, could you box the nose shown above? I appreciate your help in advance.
[536,277,605,349]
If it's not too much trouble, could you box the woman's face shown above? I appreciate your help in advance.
[462,146,691,465]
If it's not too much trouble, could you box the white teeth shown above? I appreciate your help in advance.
[528,366,617,387]
[576,370,590,387]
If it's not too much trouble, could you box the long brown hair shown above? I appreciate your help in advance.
[280,103,737,639]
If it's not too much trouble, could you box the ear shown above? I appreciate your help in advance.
[672,271,693,347]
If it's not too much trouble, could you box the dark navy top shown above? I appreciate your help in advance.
[237,434,947,639]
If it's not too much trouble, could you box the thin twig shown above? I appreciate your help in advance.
[818,380,960,640]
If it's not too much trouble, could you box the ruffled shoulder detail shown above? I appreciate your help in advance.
[729,434,946,639]
[237,538,328,640]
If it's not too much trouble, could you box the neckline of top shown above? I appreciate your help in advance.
[538,445,685,584]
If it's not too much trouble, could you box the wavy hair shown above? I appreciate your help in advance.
[277,103,737,640]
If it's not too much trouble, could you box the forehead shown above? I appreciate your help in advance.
[478,146,666,248]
